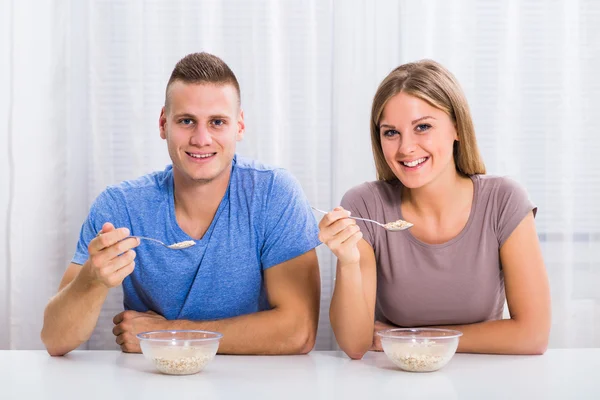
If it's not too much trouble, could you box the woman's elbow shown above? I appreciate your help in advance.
[526,335,549,355]
[338,339,371,360]
[519,325,550,355]
[345,349,368,360]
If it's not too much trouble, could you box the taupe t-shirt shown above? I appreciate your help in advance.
[340,175,536,327]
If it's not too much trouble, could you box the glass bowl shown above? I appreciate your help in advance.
[137,330,223,375]
[377,328,462,372]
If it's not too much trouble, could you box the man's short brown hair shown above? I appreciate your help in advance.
[165,52,241,108]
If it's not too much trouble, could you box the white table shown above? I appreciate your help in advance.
[2,349,599,399]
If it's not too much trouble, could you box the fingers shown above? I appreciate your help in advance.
[88,252,136,288]
[90,227,138,255]
[327,224,362,247]
[116,333,141,353]
[113,311,126,325]
[318,209,359,243]
[318,207,351,231]
[103,255,136,282]
[110,260,136,285]
[113,310,140,325]
[113,323,125,337]
[101,222,115,234]
[87,229,139,285]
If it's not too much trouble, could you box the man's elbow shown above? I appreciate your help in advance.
[41,330,69,357]
[40,314,83,357]
[297,331,316,355]
[289,323,317,355]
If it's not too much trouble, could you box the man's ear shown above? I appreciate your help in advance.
[159,107,167,140]
[236,109,245,141]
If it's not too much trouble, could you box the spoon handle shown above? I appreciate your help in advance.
[310,206,386,228]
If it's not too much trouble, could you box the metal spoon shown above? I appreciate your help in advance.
[133,236,196,249]
[311,206,413,232]
[96,232,196,250]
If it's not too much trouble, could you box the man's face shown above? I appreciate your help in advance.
[159,81,244,185]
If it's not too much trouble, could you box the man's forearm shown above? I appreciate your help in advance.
[41,267,109,356]
[168,307,316,355]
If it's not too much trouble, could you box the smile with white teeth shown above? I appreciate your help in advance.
[402,157,428,167]
[188,152,215,159]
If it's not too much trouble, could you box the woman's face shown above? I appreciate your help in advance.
[379,92,458,189]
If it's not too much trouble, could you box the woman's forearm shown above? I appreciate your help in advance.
[329,263,374,359]
[436,318,549,355]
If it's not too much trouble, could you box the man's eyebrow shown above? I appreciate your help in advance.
[208,114,230,120]
[172,113,196,119]
[171,113,231,120]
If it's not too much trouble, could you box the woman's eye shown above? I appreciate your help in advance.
[415,123,431,132]
[383,129,399,137]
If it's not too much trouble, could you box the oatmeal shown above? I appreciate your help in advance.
[384,340,453,372]
[149,346,215,375]
[383,219,413,230]
[168,240,196,249]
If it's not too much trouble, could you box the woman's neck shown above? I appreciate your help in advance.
[402,168,472,219]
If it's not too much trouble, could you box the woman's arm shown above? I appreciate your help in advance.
[319,207,378,360]
[329,239,377,359]
[413,212,551,355]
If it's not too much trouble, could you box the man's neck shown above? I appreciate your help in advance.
[171,164,232,239]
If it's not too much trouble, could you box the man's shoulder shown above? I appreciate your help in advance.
[234,156,283,175]
[233,156,298,189]
[103,165,172,201]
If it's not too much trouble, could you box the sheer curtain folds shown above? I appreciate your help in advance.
[1,0,599,350]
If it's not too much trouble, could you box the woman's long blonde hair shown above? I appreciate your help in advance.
[370,60,486,181]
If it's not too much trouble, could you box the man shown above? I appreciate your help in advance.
[41,52,321,356]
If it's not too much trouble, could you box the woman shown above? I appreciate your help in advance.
[319,60,551,359]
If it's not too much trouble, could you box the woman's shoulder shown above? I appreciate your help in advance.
[474,174,530,199]
[473,175,537,218]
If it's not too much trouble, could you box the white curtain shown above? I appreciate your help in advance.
[1,0,599,350]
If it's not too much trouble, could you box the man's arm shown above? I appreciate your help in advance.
[113,249,321,355]
[41,224,139,356]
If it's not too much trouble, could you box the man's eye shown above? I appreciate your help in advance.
[179,118,194,125]
[212,119,225,126]
[415,123,431,132]
[383,129,399,137]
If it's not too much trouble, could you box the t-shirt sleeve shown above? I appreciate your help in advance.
[340,184,377,249]
[260,170,321,269]
[495,177,537,248]
[72,189,127,265]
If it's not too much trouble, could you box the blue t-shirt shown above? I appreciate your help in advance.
[72,155,320,321]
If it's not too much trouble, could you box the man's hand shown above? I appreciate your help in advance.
[112,310,167,353]
[84,223,140,289]
[370,320,397,352]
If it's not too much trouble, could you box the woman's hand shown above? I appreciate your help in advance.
[370,320,397,351]
[317,207,363,266]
